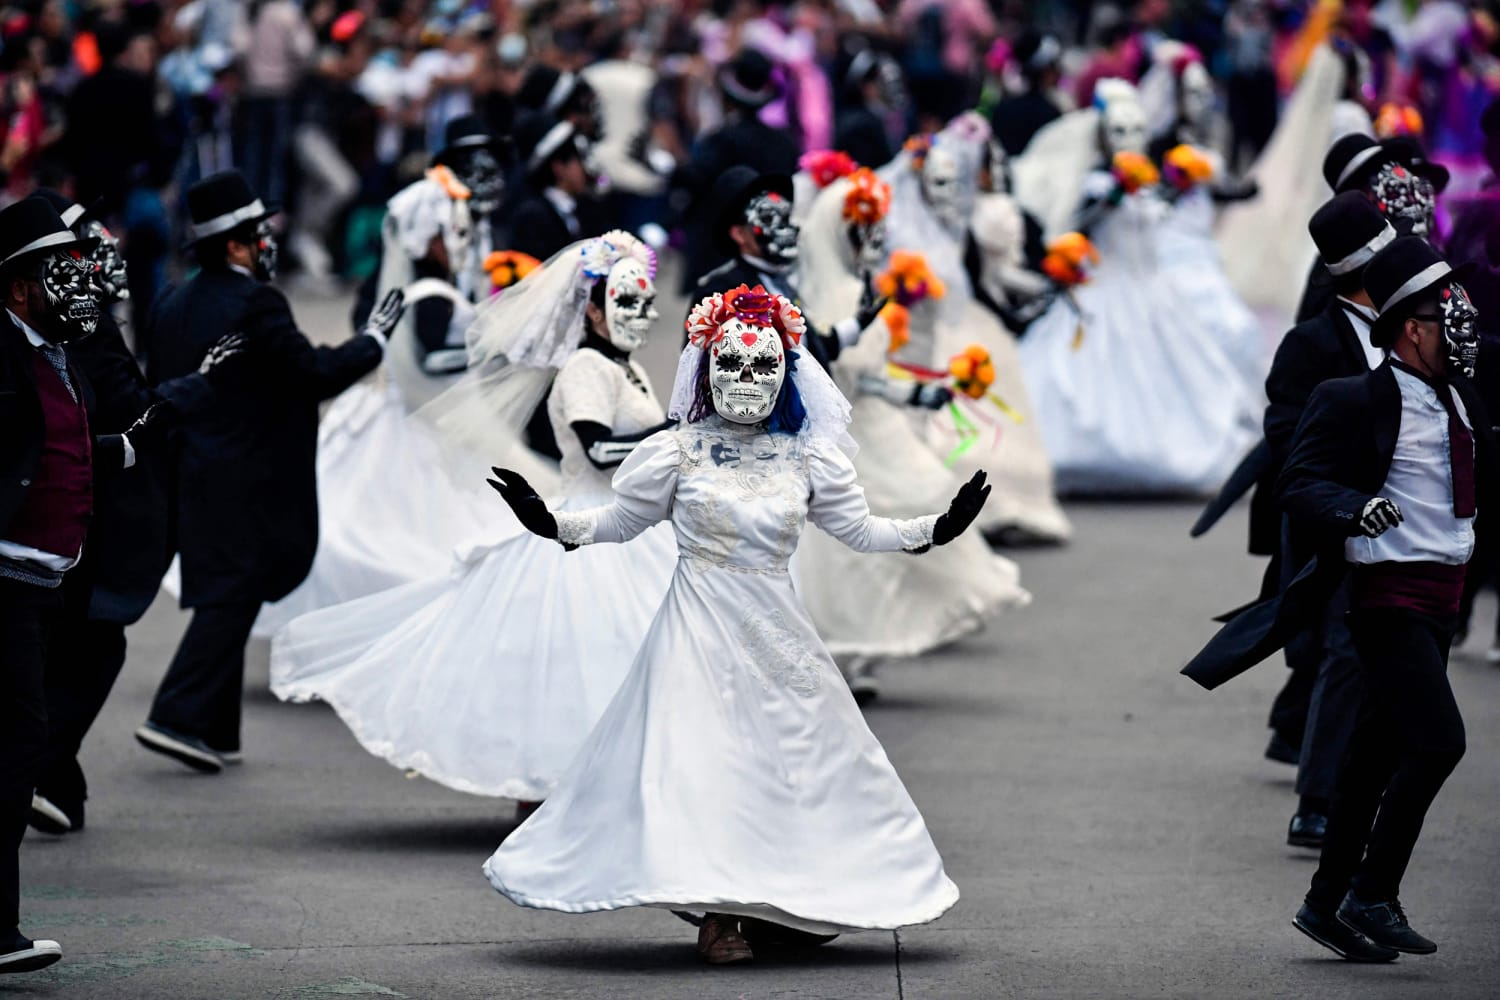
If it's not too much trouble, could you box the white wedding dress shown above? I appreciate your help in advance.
[1017,178,1261,494]
[484,419,959,933]
[269,347,676,799]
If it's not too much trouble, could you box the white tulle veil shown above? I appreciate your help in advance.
[414,231,656,481]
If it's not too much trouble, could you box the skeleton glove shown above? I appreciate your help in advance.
[487,467,560,541]
[364,289,406,342]
[198,333,250,384]
[932,471,992,546]
[123,400,177,451]
[1358,497,1403,538]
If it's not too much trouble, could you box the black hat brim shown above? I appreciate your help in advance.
[1369,260,1481,348]
[1,232,100,273]
[719,65,777,108]
[432,136,516,170]
[712,172,794,255]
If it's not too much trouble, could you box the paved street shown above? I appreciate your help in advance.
[6,284,1500,998]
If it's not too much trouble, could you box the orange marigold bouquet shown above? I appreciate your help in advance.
[1162,144,1215,192]
[1111,150,1160,193]
[485,250,542,293]
[1040,232,1100,287]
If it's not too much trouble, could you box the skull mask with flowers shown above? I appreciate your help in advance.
[603,257,658,352]
[42,249,100,339]
[1439,281,1480,379]
[1369,162,1436,237]
[84,220,129,302]
[743,191,799,268]
[687,285,805,425]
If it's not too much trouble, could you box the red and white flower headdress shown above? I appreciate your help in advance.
[685,283,806,352]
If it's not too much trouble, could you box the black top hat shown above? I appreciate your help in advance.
[720,49,778,109]
[1309,191,1395,278]
[1381,135,1451,192]
[184,170,274,244]
[516,65,585,116]
[515,112,581,179]
[1366,236,1473,347]
[1015,31,1063,74]
[0,198,96,274]
[431,114,513,169]
[708,166,794,255]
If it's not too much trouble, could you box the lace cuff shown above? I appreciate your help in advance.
[896,514,938,552]
[553,510,596,547]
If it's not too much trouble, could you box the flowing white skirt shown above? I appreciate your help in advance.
[269,492,677,799]
[928,304,1073,541]
[249,380,507,639]
[484,559,959,934]
[798,392,1031,658]
[1018,222,1261,495]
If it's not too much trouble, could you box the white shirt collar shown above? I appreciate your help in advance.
[8,309,48,349]
[1337,297,1384,371]
[228,263,256,280]
[1337,296,1378,324]
[543,186,577,218]
[741,252,790,276]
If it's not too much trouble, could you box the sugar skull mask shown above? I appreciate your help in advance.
[744,191,799,267]
[710,318,786,424]
[1439,281,1479,379]
[41,249,100,339]
[255,218,280,281]
[85,220,129,302]
[921,145,964,229]
[454,147,506,214]
[1101,99,1148,157]
[1179,62,1214,129]
[603,257,658,352]
[851,218,888,272]
[1369,162,1436,237]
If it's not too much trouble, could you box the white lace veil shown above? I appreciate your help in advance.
[1215,44,1349,326]
[796,176,864,330]
[414,231,656,480]
[1012,104,1104,240]
[879,139,975,326]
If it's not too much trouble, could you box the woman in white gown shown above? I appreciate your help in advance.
[879,114,1072,542]
[269,232,678,801]
[482,284,976,963]
[794,167,1029,684]
[1012,79,1260,494]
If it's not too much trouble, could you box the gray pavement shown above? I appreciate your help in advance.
[6,281,1500,998]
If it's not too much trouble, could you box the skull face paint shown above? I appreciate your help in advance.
[1179,62,1214,129]
[255,218,280,281]
[603,257,658,352]
[85,220,129,301]
[1101,99,1148,157]
[744,192,799,267]
[1439,282,1480,379]
[454,147,506,214]
[710,319,786,424]
[851,218,888,271]
[41,250,100,339]
[1369,162,1436,236]
[920,145,964,228]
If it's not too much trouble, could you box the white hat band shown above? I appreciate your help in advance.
[1379,260,1452,315]
[1,229,80,268]
[1327,222,1396,276]
[1336,145,1383,189]
[186,199,268,241]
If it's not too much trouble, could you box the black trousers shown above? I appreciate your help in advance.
[1307,609,1467,912]
[1296,581,1363,802]
[1268,629,1319,747]
[38,614,128,811]
[148,601,261,752]
[0,577,61,936]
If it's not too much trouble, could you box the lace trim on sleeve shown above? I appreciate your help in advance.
[896,514,938,552]
[554,510,596,546]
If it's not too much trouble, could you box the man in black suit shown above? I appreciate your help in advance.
[989,32,1065,157]
[1185,238,1485,962]
[688,167,883,372]
[135,171,403,774]
[833,49,902,170]
[0,198,156,975]
[509,116,608,263]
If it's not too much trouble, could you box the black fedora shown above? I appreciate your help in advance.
[514,112,581,178]
[184,170,275,244]
[1381,134,1451,192]
[28,189,93,231]
[0,198,96,274]
[1323,134,1388,192]
[516,65,585,116]
[1366,236,1475,347]
[431,113,514,169]
[708,166,794,255]
[1309,191,1395,279]
[719,48,778,109]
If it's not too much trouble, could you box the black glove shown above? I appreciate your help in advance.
[123,399,177,452]
[364,288,406,342]
[854,272,890,332]
[198,332,250,384]
[932,471,992,546]
[487,467,559,540]
[909,381,952,410]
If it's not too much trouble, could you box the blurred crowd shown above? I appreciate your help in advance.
[0,0,1497,325]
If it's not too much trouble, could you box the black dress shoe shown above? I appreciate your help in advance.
[1337,893,1437,954]
[134,722,223,773]
[1293,903,1399,963]
[738,917,839,951]
[1287,811,1327,849]
[1265,732,1301,766]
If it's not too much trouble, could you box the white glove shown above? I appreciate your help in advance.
[1359,497,1404,538]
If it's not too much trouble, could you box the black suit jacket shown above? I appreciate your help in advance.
[144,269,382,607]
[0,315,128,545]
[687,257,838,371]
[509,192,608,263]
[833,107,896,170]
[990,91,1063,156]
[1184,361,1498,689]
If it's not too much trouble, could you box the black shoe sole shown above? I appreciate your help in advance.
[0,951,62,974]
[1287,834,1325,849]
[1292,914,1400,963]
[1336,913,1438,955]
[26,812,70,836]
[134,730,222,773]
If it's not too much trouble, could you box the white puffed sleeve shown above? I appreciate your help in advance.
[805,436,936,553]
[551,349,623,429]
[554,430,680,546]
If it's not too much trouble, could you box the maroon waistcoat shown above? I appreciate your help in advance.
[6,349,92,557]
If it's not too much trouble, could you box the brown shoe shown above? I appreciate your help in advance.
[696,914,753,965]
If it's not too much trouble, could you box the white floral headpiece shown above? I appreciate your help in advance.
[579,229,657,283]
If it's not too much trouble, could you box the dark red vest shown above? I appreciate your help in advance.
[6,349,92,557]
